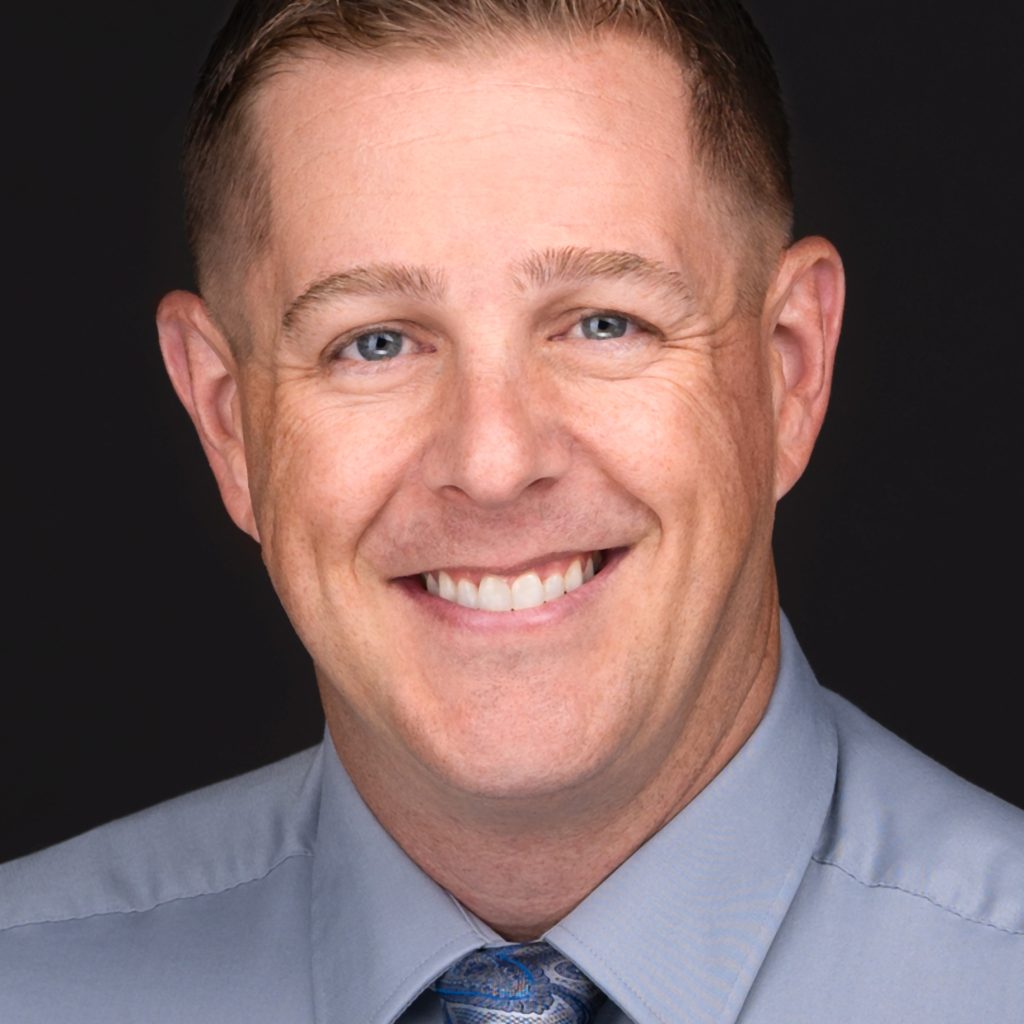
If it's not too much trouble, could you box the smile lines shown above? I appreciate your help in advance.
[423,552,603,612]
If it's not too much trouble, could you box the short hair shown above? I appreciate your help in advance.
[184,0,793,317]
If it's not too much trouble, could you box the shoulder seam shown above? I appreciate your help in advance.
[811,855,1023,936]
[0,850,313,934]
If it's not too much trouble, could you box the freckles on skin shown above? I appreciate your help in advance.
[254,379,434,590]
[256,43,734,310]
[224,37,783,807]
[565,311,775,511]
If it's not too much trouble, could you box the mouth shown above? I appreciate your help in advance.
[418,549,612,613]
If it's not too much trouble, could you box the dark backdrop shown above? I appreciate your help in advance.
[5,2,1021,863]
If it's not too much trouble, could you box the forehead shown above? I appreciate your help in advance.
[246,34,736,326]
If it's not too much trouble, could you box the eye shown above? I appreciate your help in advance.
[578,313,631,340]
[337,328,409,362]
[563,312,649,343]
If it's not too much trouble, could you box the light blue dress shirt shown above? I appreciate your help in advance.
[2,618,1022,1022]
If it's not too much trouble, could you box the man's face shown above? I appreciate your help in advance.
[229,35,785,801]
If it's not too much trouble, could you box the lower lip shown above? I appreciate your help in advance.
[394,547,627,633]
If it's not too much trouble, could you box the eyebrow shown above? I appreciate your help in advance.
[281,263,447,333]
[512,246,695,304]
[280,245,693,334]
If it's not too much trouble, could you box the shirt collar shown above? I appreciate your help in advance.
[310,737,496,1024]
[309,614,837,1024]
[546,615,838,1024]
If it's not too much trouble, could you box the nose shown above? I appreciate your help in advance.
[421,354,571,509]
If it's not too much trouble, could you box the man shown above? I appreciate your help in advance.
[2,1,1020,1021]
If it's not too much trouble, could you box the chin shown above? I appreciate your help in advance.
[436,761,604,808]
[408,716,621,806]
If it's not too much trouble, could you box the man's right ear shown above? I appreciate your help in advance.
[156,290,260,542]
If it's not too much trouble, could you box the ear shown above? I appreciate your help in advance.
[765,236,846,499]
[156,290,260,541]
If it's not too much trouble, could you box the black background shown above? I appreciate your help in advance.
[5,2,1021,863]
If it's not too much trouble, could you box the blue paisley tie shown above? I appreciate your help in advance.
[432,942,605,1023]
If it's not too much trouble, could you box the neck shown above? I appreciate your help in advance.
[324,603,780,941]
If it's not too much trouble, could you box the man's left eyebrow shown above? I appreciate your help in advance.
[281,262,447,333]
[512,246,696,303]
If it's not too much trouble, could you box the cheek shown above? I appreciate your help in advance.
[566,351,776,529]
[252,386,429,586]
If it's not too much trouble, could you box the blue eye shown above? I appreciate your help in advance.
[341,329,407,361]
[579,314,631,340]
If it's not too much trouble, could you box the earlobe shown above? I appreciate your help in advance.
[767,237,846,499]
[156,290,260,541]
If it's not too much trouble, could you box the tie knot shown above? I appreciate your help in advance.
[433,942,605,1022]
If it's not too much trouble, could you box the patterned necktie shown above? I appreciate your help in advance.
[432,942,605,1023]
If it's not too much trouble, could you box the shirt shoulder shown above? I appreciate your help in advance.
[816,688,1024,935]
[1,746,324,1023]
[0,744,322,931]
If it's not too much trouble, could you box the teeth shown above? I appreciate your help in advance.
[478,575,513,612]
[511,572,545,610]
[423,551,605,613]
[564,559,583,592]
[456,578,478,609]
[543,572,564,602]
